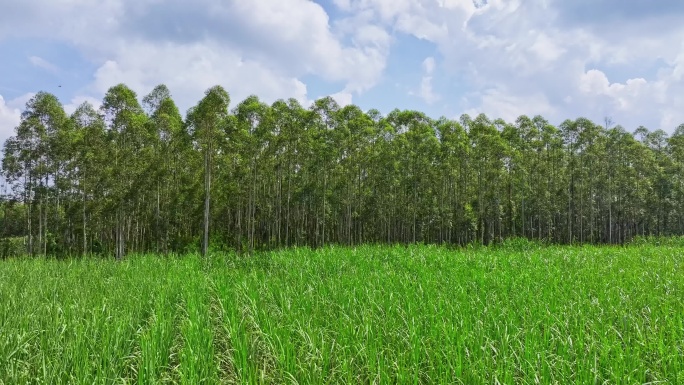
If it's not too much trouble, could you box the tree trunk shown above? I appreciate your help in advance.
[82,185,87,255]
[202,147,211,258]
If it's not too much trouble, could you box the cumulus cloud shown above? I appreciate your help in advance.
[0,95,22,146]
[330,91,354,107]
[349,0,684,130]
[1,0,683,131]
[63,95,103,115]
[579,69,655,109]
[0,0,391,112]
[89,43,313,111]
[465,88,555,123]
[411,56,439,104]
[578,68,678,128]
[6,93,36,111]
[528,33,566,64]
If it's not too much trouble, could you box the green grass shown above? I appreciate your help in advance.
[0,244,683,384]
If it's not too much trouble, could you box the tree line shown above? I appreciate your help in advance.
[1,83,684,257]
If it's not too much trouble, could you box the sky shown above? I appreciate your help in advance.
[1,0,683,145]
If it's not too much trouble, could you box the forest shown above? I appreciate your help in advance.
[2,83,684,257]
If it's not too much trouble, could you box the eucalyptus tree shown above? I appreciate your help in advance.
[333,104,376,244]
[366,110,400,243]
[668,125,684,234]
[1,92,67,255]
[1,136,34,254]
[579,118,606,243]
[309,97,341,246]
[435,117,469,243]
[502,117,527,238]
[506,115,554,240]
[187,86,230,257]
[539,120,567,242]
[491,118,513,241]
[230,95,273,252]
[269,100,291,246]
[385,110,412,243]
[638,129,672,235]
[467,114,507,244]
[68,102,108,254]
[101,84,149,259]
[386,110,440,243]
[142,85,184,254]
[605,126,642,242]
[3,82,684,254]
[454,114,476,243]
[559,119,579,242]
[407,112,441,242]
[268,98,310,247]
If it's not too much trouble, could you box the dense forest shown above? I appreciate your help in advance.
[1,84,684,257]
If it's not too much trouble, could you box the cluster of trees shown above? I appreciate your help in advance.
[2,83,684,257]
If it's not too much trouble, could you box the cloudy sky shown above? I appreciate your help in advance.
[1,0,683,144]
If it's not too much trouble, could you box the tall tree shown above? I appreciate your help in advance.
[2,92,67,255]
[3,83,684,255]
[187,86,230,257]
[101,84,149,259]
[68,102,107,255]
[143,85,185,254]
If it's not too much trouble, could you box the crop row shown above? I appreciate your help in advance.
[0,245,682,384]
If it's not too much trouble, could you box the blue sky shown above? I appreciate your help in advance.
[1,0,683,145]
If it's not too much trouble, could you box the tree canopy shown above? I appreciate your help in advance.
[2,84,684,257]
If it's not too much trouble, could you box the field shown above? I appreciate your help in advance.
[0,244,683,384]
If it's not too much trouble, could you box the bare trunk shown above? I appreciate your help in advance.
[115,209,122,260]
[202,147,211,258]
[322,172,326,246]
[82,189,87,255]
[26,173,33,256]
[39,191,43,256]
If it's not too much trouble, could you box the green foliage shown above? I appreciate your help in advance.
[628,235,684,247]
[1,245,683,383]
[2,84,684,256]
[496,236,547,251]
[0,237,26,258]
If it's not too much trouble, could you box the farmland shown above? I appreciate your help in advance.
[1,244,683,384]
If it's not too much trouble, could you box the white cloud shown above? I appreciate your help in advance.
[2,0,684,131]
[333,0,352,12]
[412,56,439,104]
[579,69,652,110]
[63,95,103,115]
[465,88,555,122]
[577,68,679,127]
[352,0,684,130]
[220,0,389,87]
[0,95,22,147]
[528,32,565,63]
[28,56,59,73]
[673,53,684,82]
[330,90,353,107]
[422,56,435,74]
[89,42,313,111]
[1,0,391,112]
[6,93,35,111]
